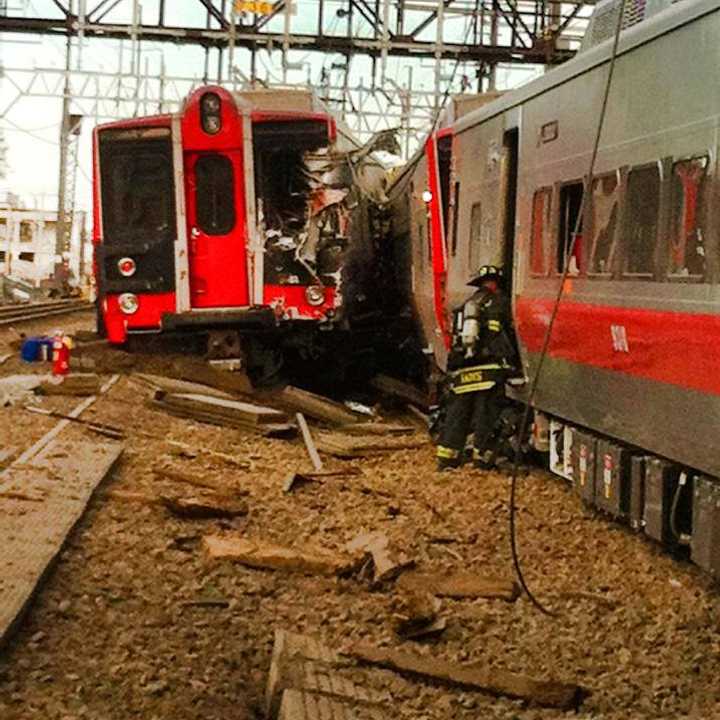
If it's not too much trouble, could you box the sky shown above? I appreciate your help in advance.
[0,0,551,215]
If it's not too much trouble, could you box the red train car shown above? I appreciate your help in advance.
[92,86,385,368]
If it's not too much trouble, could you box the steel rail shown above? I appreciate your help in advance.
[0,301,92,327]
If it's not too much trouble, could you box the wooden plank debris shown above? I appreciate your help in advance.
[339,423,415,436]
[266,630,388,719]
[160,494,249,520]
[203,535,359,576]
[283,468,361,493]
[278,690,388,720]
[296,413,323,471]
[152,465,249,496]
[393,592,445,641]
[156,391,288,424]
[9,374,120,468]
[150,390,294,436]
[398,572,521,602]
[131,372,236,400]
[23,406,124,440]
[260,385,362,426]
[37,373,101,396]
[369,375,430,410]
[0,353,11,366]
[0,438,123,650]
[316,433,428,459]
[346,532,414,583]
[344,644,586,710]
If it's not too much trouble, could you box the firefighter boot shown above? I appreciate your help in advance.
[473,448,495,471]
[436,446,461,472]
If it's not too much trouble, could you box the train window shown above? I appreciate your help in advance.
[0,251,5,261]
[195,154,236,235]
[557,181,584,274]
[623,164,660,276]
[668,157,708,280]
[530,188,551,276]
[469,202,482,268]
[450,181,460,256]
[18,251,34,262]
[588,173,620,275]
[102,144,175,244]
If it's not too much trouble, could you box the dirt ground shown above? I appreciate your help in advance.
[1,312,720,719]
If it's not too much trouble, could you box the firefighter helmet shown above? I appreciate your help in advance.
[468,265,504,287]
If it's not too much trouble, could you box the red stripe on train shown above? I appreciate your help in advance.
[516,297,720,396]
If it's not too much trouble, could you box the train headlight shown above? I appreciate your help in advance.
[118,293,139,315]
[201,92,222,135]
[422,190,433,203]
[305,285,325,306]
[118,257,136,277]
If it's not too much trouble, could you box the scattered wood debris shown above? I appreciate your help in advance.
[339,422,415,436]
[369,374,430,410]
[131,372,236,400]
[152,465,249,495]
[266,630,389,719]
[346,531,414,583]
[392,592,445,641]
[260,385,362,426]
[296,412,323,471]
[203,535,359,576]
[316,433,428,459]
[24,406,124,440]
[160,494,249,520]
[37,373,101,396]
[0,438,123,650]
[344,644,586,710]
[150,390,294,436]
[278,689,387,720]
[283,467,361,493]
[398,571,521,602]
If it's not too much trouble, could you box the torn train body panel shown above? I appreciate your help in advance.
[252,106,390,328]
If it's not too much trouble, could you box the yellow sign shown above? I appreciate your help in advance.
[235,0,274,13]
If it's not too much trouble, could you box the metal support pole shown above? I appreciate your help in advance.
[434,0,445,110]
[55,33,72,269]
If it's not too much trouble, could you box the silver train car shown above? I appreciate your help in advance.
[390,0,720,567]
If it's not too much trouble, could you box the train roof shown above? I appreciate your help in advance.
[454,0,716,136]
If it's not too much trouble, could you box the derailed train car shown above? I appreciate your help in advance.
[92,86,387,378]
[391,0,720,571]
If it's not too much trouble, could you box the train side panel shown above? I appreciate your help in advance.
[512,6,720,477]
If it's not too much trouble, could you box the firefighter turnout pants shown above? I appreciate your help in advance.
[436,367,504,470]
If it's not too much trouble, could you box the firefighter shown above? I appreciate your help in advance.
[436,265,515,471]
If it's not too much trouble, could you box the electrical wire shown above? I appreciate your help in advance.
[507,1,628,616]
[1,117,58,145]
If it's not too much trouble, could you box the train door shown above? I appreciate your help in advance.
[425,131,453,355]
[500,127,519,296]
[184,151,250,308]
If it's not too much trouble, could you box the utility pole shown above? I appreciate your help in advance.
[55,26,82,286]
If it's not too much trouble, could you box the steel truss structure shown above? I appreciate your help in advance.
[0,0,595,266]
[1,1,594,102]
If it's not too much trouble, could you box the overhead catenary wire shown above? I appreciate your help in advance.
[507,0,628,616]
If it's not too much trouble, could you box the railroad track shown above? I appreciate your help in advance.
[0,299,92,327]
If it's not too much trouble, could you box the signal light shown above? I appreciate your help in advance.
[118,257,136,277]
[201,92,222,135]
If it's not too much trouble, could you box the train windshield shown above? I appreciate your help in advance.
[99,131,176,245]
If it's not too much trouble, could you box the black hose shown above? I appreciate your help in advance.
[508,2,628,616]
